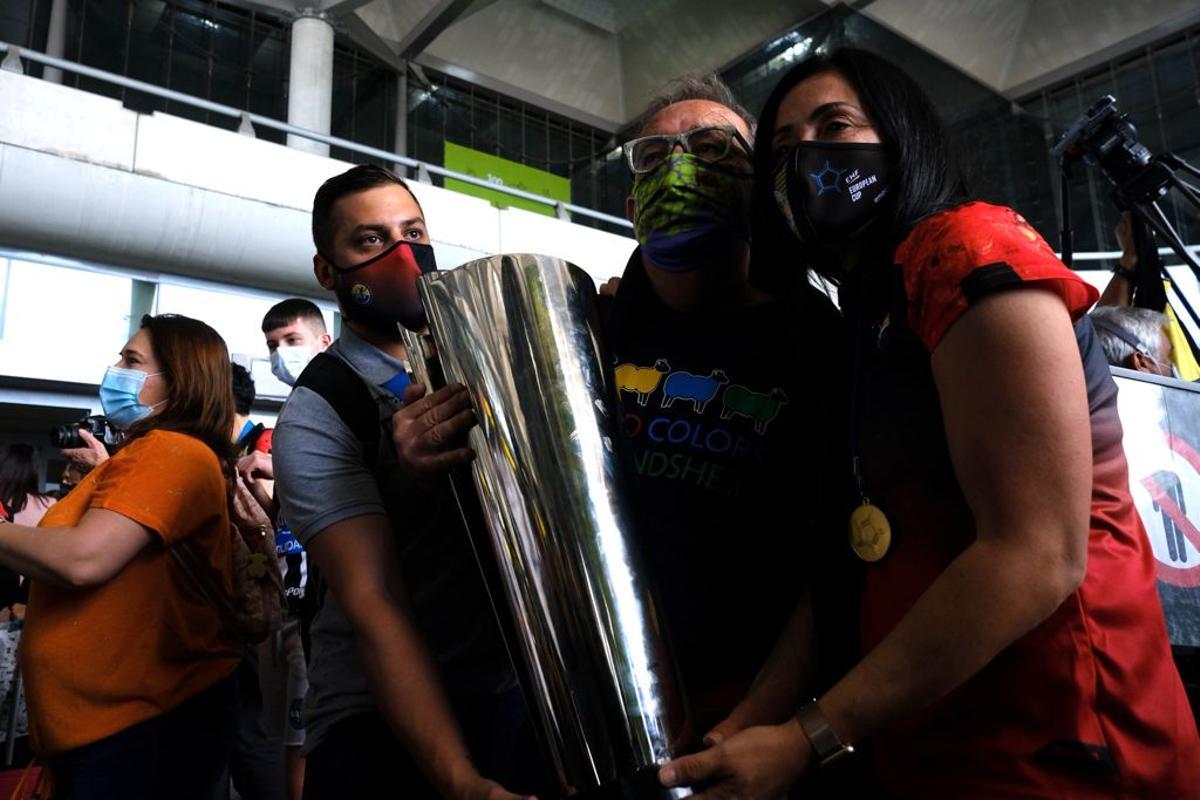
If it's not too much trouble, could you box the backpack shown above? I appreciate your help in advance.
[286,352,382,631]
[170,477,287,646]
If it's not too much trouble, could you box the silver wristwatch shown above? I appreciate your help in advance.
[796,699,855,767]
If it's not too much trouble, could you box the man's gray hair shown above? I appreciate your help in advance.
[1090,305,1169,366]
[637,74,756,140]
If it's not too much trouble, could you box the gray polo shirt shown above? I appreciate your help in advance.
[272,327,514,752]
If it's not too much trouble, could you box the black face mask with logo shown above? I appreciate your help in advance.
[773,141,891,245]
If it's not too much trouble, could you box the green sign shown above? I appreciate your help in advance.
[443,142,570,217]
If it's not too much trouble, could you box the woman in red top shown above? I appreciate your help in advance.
[660,48,1200,798]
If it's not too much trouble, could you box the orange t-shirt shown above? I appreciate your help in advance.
[21,429,240,756]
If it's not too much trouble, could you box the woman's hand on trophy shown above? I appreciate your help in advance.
[392,383,478,486]
[658,720,811,799]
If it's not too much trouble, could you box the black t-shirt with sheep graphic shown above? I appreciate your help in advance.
[602,257,815,724]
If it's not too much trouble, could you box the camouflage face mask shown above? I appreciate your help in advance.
[631,153,753,273]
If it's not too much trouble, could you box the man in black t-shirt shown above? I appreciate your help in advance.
[600,76,835,737]
[394,76,839,745]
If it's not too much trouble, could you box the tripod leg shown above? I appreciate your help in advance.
[1129,201,1200,282]
[1167,172,1200,207]
[1166,154,1200,183]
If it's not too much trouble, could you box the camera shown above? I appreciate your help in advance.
[51,414,109,449]
[1052,95,1163,202]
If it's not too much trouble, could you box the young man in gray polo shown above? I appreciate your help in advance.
[272,165,540,800]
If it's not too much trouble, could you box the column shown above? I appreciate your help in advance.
[393,63,408,176]
[286,12,334,157]
[43,0,69,84]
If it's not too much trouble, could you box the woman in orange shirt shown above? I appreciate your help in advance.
[0,313,241,799]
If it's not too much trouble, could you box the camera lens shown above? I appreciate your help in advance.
[50,423,84,449]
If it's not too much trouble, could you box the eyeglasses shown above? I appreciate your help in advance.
[622,125,752,175]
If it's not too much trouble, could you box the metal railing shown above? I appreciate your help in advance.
[1067,246,1200,262]
[0,41,634,231]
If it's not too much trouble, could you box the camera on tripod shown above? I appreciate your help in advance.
[1051,94,1200,364]
[1052,95,1163,203]
[51,414,110,449]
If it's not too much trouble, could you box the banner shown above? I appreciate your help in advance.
[1115,367,1200,647]
[443,142,570,217]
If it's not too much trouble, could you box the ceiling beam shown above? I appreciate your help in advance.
[397,0,477,61]
[340,10,404,69]
[225,0,300,17]
[413,52,622,133]
[317,0,376,15]
[458,0,503,24]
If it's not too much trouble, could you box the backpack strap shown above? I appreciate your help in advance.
[290,353,381,617]
[294,352,381,469]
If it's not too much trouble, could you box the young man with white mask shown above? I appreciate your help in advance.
[263,300,333,388]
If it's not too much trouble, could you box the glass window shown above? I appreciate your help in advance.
[547,119,571,179]
[123,0,172,116]
[354,61,394,153]
[75,0,127,101]
[1,0,50,56]
[0,259,133,384]
[525,113,548,169]
[329,47,358,162]
[166,7,212,124]
[247,19,287,144]
[210,8,253,127]
[155,282,283,364]
[440,84,470,149]
[497,105,523,162]
[471,90,497,152]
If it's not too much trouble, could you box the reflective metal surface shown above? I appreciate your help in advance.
[412,254,687,798]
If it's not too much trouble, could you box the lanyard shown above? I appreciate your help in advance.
[845,276,892,563]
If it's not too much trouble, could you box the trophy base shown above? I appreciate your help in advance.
[571,766,690,799]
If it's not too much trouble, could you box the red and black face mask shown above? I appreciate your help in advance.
[326,240,438,334]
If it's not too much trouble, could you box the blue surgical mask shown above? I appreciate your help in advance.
[100,366,164,429]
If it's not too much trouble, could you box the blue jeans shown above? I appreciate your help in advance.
[51,672,237,800]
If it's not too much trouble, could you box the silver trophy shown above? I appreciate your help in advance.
[401,254,688,799]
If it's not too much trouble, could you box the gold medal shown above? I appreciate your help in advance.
[849,502,891,562]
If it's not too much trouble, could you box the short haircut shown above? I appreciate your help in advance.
[231,362,256,415]
[262,298,327,335]
[636,74,756,139]
[311,164,423,257]
[1090,305,1170,366]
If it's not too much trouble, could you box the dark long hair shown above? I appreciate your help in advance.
[749,47,967,296]
[0,444,44,515]
[124,314,235,476]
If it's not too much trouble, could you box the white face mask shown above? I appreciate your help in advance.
[270,346,315,387]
